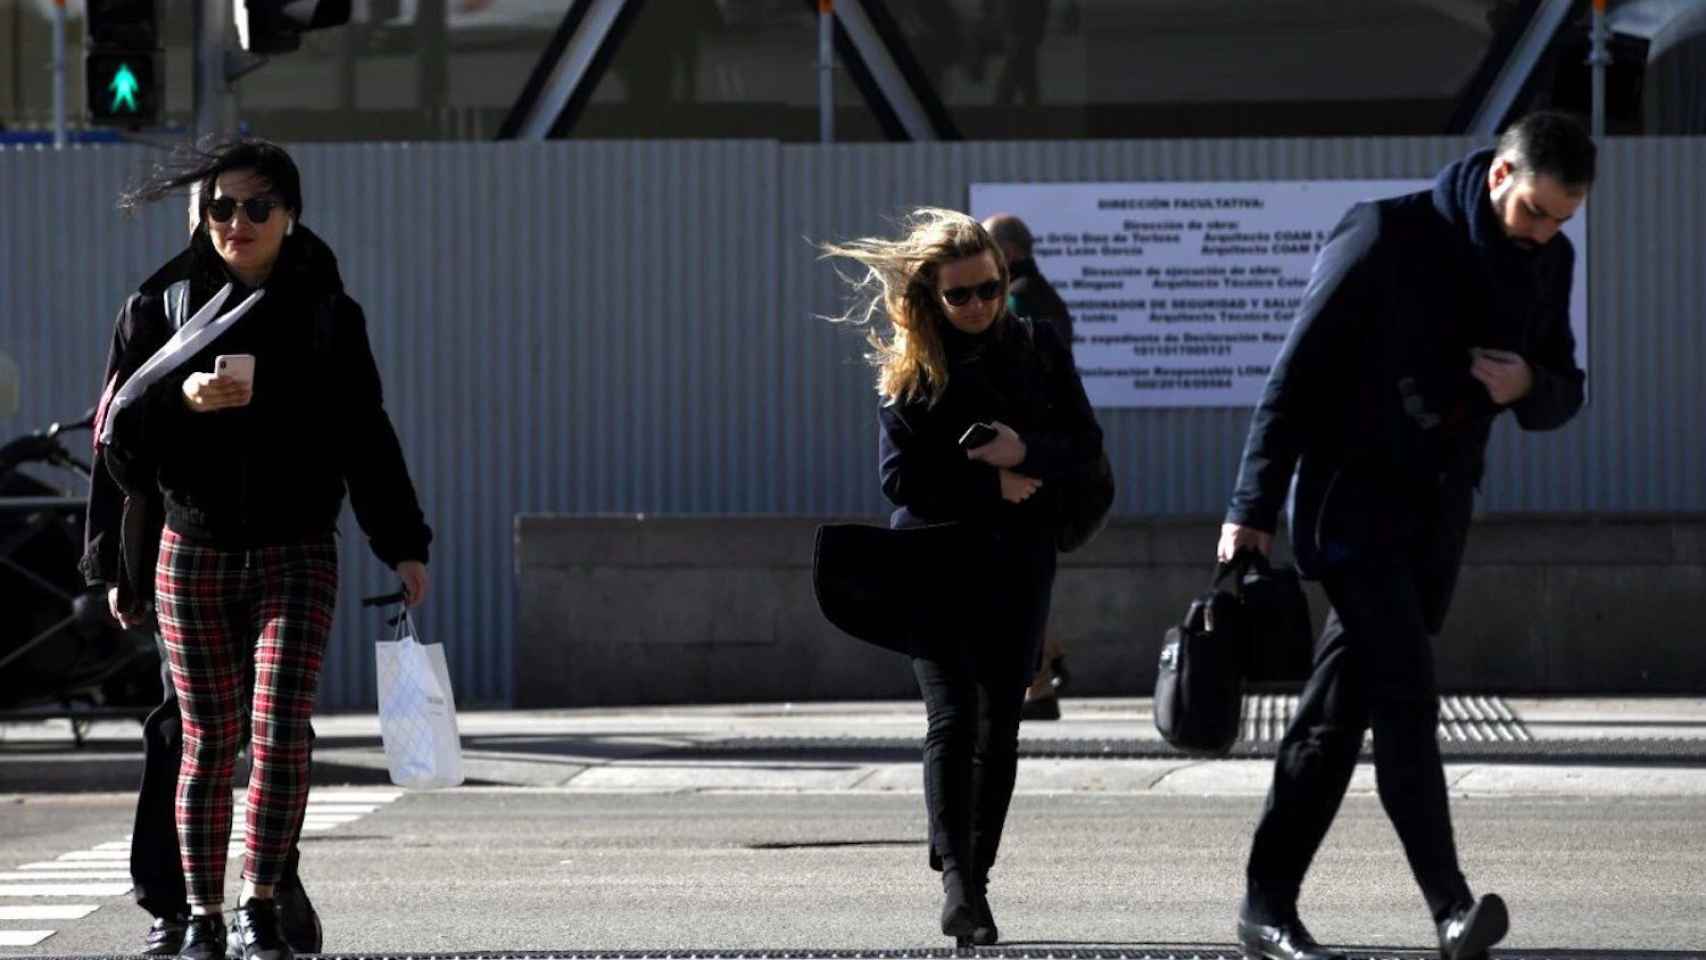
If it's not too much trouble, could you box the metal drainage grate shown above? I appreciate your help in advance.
[664,735,1706,765]
[27,949,1702,960]
[1240,694,1531,743]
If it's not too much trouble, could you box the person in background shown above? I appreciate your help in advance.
[983,212,1074,721]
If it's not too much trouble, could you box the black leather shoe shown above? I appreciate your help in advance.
[1438,893,1508,960]
[143,913,189,956]
[176,914,227,960]
[232,898,293,960]
[274,875,323,954]
[1237,915,1344,960]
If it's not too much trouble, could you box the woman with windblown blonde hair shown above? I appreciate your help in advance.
[821,208,1102,946]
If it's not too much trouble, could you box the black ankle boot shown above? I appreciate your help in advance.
[233,898,293,960]
[971,876,999,946]
[940,870,979,946]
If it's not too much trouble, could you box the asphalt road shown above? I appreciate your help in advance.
[3,788,1703,955]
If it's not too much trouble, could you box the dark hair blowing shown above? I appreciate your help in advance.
[1496,110,1596,190]
[119,136,303,222]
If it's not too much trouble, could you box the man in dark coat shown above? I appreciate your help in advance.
[1218,111,1593,960]
[983,213,1075,720]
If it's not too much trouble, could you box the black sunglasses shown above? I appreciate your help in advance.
[941,279,1002,307]
[205,196,282,224]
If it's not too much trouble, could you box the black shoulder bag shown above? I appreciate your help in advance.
[1014,317,1114,553]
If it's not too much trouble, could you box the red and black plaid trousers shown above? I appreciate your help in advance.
[155,527,338,907]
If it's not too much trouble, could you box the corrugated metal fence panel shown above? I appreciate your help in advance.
[4,137,1702,707]
[292,141,783,709]
[1,145,182,439]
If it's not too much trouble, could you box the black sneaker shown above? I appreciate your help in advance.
[274,875,323,954]
[176,914,228,960]
[232,898,293,960]
[143,912,189,956]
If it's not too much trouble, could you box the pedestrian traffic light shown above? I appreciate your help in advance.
[234,0,352,55]
[86,51,160,125]
[84,0,161,127]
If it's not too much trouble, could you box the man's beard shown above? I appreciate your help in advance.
[1495,190,1540,253]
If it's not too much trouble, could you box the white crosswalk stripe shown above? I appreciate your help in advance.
[3,789,404,946]
[0,905,100,920]
[0,872,131,881]
[0,882,135,897]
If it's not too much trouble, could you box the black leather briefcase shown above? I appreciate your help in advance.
[1154,563,1248,754]
[1238,555,1315,686]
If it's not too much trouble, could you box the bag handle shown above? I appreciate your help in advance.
[1211,549,1272,595]
[362,589,410,629]
[362,590,408,608]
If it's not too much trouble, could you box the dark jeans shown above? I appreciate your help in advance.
[913,526,1056,889]
[132,633,308,919]
[1245,497,1476,925]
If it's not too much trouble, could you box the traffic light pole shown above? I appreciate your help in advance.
[194,0,237,138]
[52,0,67,147]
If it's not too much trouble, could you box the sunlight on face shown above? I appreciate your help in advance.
[935,252,1003,335]
[1488,158,1585,251]
[206,169,290,282]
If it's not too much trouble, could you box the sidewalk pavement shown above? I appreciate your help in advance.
[5,696,1706,797]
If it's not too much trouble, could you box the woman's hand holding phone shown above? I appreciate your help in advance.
[181,354,255,413]
[965,420,1027,468]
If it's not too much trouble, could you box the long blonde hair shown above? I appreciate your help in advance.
[819,207,1009,407]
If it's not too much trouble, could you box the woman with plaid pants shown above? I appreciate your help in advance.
[94,139,432,960]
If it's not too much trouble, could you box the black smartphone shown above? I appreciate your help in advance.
[958,422,998,449]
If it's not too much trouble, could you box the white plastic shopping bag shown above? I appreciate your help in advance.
[374,610,464,789]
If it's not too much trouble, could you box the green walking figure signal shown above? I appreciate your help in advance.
[84,0,160,127]
[85,50,159,126]
[108,63,141,113]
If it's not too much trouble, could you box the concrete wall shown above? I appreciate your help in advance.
[516,514,1706,706]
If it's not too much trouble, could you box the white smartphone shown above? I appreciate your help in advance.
[214,354,256,386]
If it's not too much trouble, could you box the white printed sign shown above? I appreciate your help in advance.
[971,180,1587,408]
